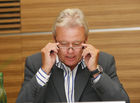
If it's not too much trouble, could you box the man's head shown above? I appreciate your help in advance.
[53,8,89,70]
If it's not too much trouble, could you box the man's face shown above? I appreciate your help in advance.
[55,26,87,69]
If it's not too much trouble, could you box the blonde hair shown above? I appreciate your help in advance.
[52,8,89,38]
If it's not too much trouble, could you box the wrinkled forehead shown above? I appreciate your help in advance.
[55,26,87,41]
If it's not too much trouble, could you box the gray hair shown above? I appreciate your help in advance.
[52,8,89,38]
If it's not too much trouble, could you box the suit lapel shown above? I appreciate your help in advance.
[74,65,91,101]
[51,66,67,102]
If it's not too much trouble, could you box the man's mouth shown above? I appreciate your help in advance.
[66,56,75,61]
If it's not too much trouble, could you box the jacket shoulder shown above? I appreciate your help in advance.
[28,52,42,60]
[26,52,42,71]
[99,51,114,60]
[98,51,115,70]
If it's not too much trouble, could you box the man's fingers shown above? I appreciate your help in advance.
[82,49,90,59]
[43,43,59,53]
[81,43,87,49]
[50,49,58,54]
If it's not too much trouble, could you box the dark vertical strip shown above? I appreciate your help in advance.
[0,0,21,33]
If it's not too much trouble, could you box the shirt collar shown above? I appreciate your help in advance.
[55,55,86,70]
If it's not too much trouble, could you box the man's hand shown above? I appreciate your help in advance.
[82,44,100,72]
[41,43,59,74]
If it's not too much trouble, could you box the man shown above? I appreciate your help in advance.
[16,8,129,103]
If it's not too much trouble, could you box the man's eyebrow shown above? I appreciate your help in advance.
[59,41,68,43]
[58,40,82,43]
[73,41,82,43]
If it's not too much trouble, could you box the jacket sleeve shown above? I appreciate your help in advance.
[92,56,130,103]
[16,56,42,103]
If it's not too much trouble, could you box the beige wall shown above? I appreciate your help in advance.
[0,31,140,103]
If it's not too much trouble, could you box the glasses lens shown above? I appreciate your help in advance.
[57,41,83,50]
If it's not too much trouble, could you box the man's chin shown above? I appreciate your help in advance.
[64,62,78,69]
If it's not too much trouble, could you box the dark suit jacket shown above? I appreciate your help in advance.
[16,52,129,103]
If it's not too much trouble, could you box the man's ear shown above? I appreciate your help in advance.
[53,35,57,42]
[84,36,88,43]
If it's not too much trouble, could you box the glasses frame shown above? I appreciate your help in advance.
[57,41,84,50]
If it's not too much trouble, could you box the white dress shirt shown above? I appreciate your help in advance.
[36,56,101,102]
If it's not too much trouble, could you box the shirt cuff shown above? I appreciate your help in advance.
[36,67,51,86]
[93,74,101,83]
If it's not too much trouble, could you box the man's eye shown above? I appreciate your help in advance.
[60,43,68,46]
[74,43,80,45]
[74,42,81,45]
[61,43,67,45]
[73,43,81,46]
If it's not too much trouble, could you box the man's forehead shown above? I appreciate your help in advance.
[55,26,85,30]
[55,26,87,42]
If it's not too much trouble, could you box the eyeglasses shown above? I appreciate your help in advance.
[57,41,83,50]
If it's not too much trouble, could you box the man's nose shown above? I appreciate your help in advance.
[67,46,74,54]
